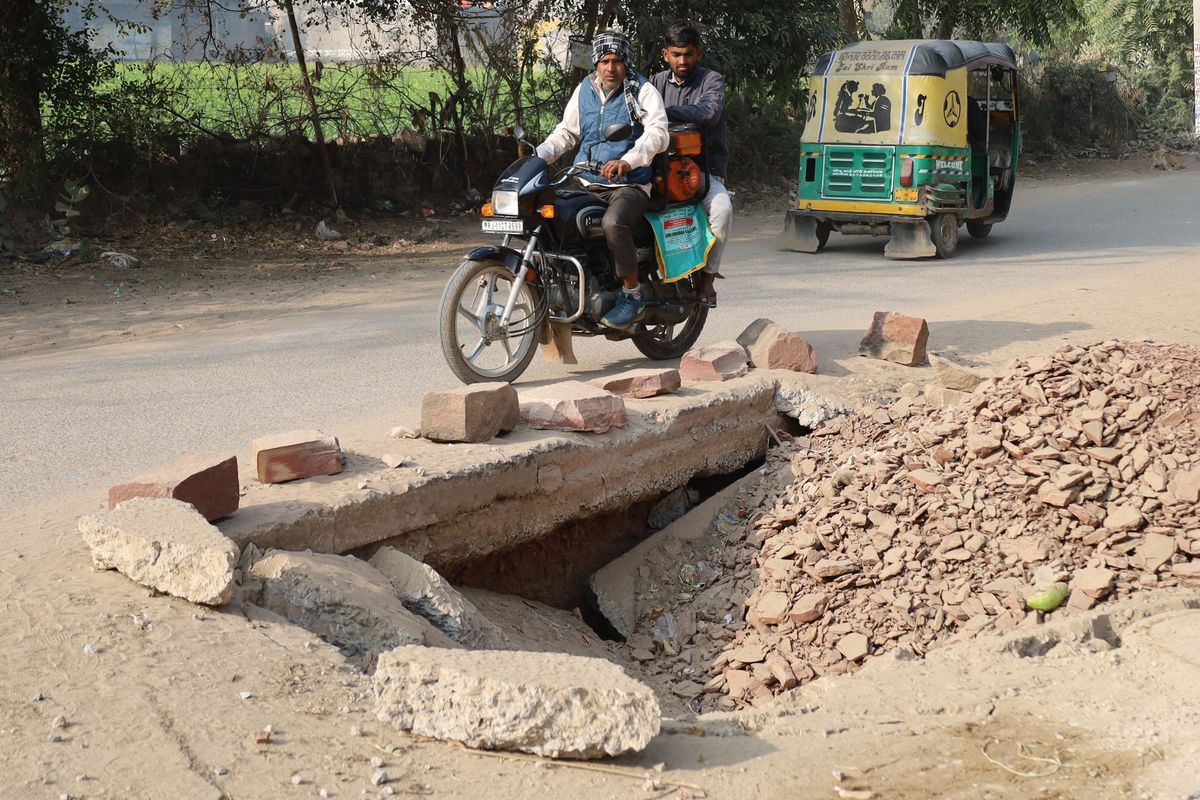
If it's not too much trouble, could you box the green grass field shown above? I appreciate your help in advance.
[107,61,563,140]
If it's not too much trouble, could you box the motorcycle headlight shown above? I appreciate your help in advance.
[491,190,519,216]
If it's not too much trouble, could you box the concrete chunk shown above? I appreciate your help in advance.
[736,318,818,373]
[679,341,750,382]
[858,311,929,367]
[78,498,239,605]
[518,381,627,433]
[369,547,506,648]
[373,646,660,758]
[421,383,520,443]
[587,368,681,399]
[108,452,239,522]
[249,550,456,669]
[252,430,342,484]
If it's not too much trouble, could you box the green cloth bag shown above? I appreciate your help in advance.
[646,204,715,283]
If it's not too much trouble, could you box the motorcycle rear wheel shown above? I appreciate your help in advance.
[632,290,708,360]
[439,259,540,384]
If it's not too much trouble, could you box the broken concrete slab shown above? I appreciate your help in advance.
[107,452,239,522]
[587,368,680,399]
[679,342,749,382]
[252,430,342,484]
[248,550,457,669]
[368,547,505,648]
[858,311,929,367]
[374,645,660,758]
[736,318,818,373]
[78,498,239,606]
[590,470,766,639]
[221,376,784,566]
[421,383,519,443]
[518,381,627,433]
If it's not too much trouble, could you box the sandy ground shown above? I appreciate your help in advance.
[3,157,1200,799]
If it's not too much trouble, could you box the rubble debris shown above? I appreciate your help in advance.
[373,646,660,759]
[615,340,1200,711]
[107,452,239,522]
[421,383,519,443]
[251,430,342,484]
[78,498,240,605]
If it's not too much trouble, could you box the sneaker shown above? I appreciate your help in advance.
[601,290,645,330]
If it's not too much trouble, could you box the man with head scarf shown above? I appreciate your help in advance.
[536,30,669,330]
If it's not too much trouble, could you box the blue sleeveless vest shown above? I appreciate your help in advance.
[574,71,652,185]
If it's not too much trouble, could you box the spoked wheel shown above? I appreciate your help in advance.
[438,259,541,384]
[931,212,960,259]
[632,278,709,360]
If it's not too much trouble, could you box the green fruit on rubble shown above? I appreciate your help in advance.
[1026,582,1069,611]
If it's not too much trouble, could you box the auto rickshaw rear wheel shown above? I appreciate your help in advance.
[931,213,959,259]
[966,221,993,239]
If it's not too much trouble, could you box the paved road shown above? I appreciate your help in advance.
[4,167,1198,514]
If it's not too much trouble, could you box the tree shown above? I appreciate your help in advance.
[884,0,1081,45]
[0,1,108,198]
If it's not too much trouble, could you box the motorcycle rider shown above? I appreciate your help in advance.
[651,21,731,308]
[535,30,669,330]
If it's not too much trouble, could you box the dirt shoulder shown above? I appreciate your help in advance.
[0,213,476,360]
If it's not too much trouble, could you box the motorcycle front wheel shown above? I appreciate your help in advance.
[632,291,708,360]
[438,259,541,384]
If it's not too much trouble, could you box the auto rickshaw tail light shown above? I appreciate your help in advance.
[481,202,495,217]
[900,159,914,187]
[538,204,555,219]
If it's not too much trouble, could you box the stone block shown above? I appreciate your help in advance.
[108,452,239,522]
[249,550,456,670]
[373,646,660,759]
[587,368,681,399]
[78,498,239,605]
[679,341,749,381]
[930,354,986,391]
[518,381,627,433]
[924,385,965,408]
[369,547,506,648]
[858,311,929,366]
[421,383,520,443]
[251,430,342,484]
[736,318,818,373]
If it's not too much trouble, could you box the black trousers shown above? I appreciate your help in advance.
[588,184,649,280]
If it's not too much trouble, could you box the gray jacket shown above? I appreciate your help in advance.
[650,65,728,180]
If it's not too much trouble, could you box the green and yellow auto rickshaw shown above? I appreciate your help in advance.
[777,39,1020,258]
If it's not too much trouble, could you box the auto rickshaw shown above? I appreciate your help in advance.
[777,39,1020,258]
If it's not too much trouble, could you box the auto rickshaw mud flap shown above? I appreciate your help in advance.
[884,220,937,259]
[775,211,823,253]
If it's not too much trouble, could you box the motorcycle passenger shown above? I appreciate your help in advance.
[535,30,669,330]
[650,21,731,308]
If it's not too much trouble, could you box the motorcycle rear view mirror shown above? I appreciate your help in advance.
[603,123,633,142]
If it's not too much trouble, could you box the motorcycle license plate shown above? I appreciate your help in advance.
[481,218,524,234]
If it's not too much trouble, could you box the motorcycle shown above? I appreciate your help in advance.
[437,123,710,384]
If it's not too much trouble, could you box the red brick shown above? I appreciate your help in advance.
[679,342,749,382]
[736,318,818,373]
[421,383,520,443]
[252,430,342,484]
[108,452,239,522]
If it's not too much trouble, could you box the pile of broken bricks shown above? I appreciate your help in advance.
[617,339,1200,712]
